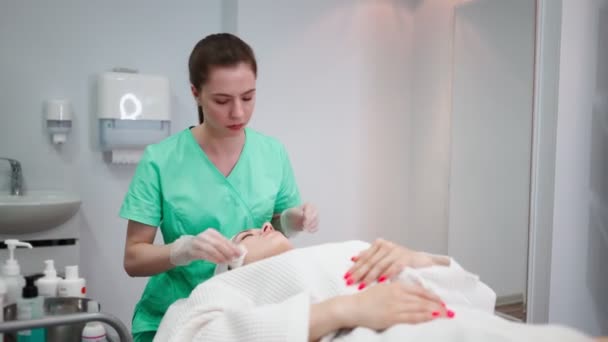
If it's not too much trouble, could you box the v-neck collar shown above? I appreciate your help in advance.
[187,127,249,181]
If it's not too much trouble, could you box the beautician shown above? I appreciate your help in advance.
[119,33,319,342]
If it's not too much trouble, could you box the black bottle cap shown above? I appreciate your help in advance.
[22,274,43,298]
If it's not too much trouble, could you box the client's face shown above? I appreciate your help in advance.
[233,222,293,265]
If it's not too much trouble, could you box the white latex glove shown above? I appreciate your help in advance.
[169,228,242,266]
[280,202,319,234]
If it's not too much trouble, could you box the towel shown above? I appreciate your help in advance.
[154,240,593,342]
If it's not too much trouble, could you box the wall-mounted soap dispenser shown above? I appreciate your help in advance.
[97,69,171,164]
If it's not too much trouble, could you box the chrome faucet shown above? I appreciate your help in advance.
[0,158,22,196]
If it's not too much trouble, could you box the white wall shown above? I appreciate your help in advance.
[407,0,462,254]
[236,0,414,247]
[0,0,222,330]
[404,0,535,299]
[548,0,608,335]
[447,0,535,298]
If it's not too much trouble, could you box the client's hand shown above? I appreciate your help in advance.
[169,228,242,266]
[345,282,449,330]
[345,239,435,287]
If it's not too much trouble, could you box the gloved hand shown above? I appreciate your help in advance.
[280,202,319,234]
[169,228,242,266]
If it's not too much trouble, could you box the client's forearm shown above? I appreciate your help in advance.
[309,296,352,342]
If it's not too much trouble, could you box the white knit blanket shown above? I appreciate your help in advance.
[154,240,592,342]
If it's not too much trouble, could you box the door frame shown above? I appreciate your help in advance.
[526,0,562,324]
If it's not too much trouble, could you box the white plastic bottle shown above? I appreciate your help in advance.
[35,260,60,297]
[81,301,107,342]
[58,265,86,298]
[3,240,33,306]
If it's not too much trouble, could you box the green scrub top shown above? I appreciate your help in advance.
[119,127,302,336]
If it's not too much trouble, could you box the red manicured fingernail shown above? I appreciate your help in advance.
[346,278,355,286]
[447,310,455,318]
[358,283,366,290]
[378,275,387,283]
[343,272,351,279]
[350,256,357,262]
[432,311,440,317]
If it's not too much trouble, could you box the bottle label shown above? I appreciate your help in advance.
[17,304,32,320]
[17,303,32,336]
[58,281,86,297]
[18,330,31,336]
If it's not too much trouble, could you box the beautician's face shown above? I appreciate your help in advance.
[233,222,293,265]
[192,62,256,136]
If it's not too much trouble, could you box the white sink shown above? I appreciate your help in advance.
[0,191,81,234]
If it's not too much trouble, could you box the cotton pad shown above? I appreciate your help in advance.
[228,244,248,269]
[214,244,248,275]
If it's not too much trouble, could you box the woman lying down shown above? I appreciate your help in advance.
[154,223,602,342]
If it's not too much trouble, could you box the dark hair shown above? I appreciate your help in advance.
[188,33,258,124]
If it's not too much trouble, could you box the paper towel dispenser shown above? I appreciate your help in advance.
[97,70,171,164]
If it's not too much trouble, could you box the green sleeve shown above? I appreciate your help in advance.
[119,148,163,227]
[274,144,302,214]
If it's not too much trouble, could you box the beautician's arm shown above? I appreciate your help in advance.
[124,220,241,277]
[123,220,174,277]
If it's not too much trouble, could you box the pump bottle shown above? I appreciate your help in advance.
[3,240,32,306]
[35,260,60,297]
[58,265,86,298]
[17,275,45,342]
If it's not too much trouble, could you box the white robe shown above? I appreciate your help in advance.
[154,240,593,342]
